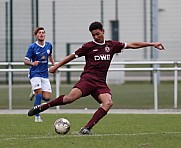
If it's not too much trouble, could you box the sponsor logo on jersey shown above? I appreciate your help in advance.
[94,54,110,61]
[42,55,46,60]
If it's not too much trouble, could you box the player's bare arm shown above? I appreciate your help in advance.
[49,53,76,73]
[125,42,165,50]
[49,55,55,66]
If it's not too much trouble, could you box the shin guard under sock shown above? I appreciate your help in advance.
[34,94,42,116]
[41,95,66,110]
[85,107,107,129]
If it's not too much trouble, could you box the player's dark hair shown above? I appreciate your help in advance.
[34,27,45,35]
[89,21,103,32]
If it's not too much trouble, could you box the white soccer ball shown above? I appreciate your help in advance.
[54,118,70,135]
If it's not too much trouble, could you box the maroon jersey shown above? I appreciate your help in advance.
[75,40,126,83]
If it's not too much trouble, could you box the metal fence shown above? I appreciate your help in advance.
[0,61,181,112]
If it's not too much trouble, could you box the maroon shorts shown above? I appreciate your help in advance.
[74,77,112,103]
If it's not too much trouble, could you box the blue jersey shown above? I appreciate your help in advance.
[25,41,53,79]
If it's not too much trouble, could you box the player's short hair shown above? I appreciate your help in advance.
[89,21,103,32]
[34,27,45,35]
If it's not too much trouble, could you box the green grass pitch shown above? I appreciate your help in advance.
[0,114,181,148]
[0,82,181,147]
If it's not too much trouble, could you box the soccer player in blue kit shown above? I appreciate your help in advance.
[28,22,164,133]
[24,27,55,122]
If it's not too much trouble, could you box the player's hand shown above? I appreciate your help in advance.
[49,66,57,73]
[154,42,165,50]
[32,61,39,66]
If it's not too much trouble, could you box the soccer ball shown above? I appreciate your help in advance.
[54,118,70,135]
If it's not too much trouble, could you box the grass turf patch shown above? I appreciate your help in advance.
[0,114,181,148]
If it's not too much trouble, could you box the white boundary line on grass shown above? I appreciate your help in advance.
[0,131,181,141]
[1,109,181,114]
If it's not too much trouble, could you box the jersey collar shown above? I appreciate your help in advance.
[35,41,46,48]
[93,40,105,45]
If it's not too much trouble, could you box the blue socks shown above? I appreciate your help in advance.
[34,94,42,117]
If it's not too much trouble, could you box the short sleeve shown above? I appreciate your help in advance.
[112,41,127,53]
[49,43,53,56]
[25,45,33,61]
[74,43,88,58]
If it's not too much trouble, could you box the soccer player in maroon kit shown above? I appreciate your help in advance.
[28,21,165,134]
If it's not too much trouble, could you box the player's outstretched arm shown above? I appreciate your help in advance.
[49,54,76,73]
[125,42,165,50]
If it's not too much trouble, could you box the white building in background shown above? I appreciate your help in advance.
[0,0,180,62]
[37,0,181,62]
[0,0,180,82]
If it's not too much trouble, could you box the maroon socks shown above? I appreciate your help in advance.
[41,96,107,130]
[85,107,107,129]
[41,95,65,110]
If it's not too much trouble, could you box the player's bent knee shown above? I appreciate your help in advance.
[102,100,113,108]
[42,98,50,102]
